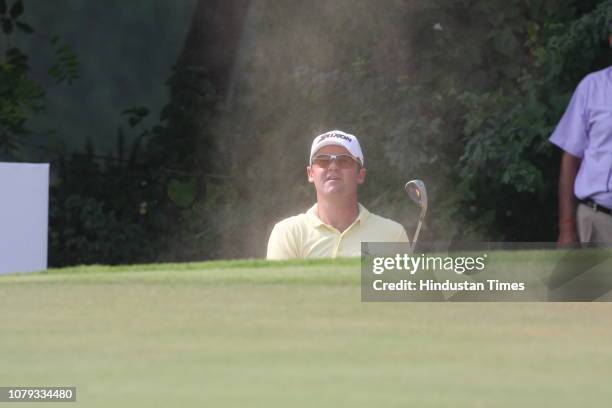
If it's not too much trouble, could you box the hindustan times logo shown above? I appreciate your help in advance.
[372,253,488,275]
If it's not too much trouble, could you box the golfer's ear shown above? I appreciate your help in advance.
[357,167,366,184]
[307,166,314,183]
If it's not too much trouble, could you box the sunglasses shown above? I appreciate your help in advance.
[311,154,361,169]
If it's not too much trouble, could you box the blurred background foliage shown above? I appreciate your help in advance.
[1,0,611,265]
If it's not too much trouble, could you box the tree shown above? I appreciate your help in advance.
[140,0,252,260]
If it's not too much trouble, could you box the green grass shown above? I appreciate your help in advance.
[1,255,611,407]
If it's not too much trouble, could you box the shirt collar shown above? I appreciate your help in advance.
[306,203,370,228]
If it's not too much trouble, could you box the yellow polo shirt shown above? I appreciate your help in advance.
[266,203,409,259]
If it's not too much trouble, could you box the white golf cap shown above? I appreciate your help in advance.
[309,130,364,166]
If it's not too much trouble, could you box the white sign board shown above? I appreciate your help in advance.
[0,163,49,275]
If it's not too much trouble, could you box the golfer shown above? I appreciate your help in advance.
[266,130,409,259]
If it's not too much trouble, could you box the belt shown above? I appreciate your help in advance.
[581,199,612,216]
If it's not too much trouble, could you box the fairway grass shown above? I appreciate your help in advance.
[1,256,611,407]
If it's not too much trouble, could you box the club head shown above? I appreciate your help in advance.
[405,179,428,220]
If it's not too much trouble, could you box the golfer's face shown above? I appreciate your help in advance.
[307,145,365,196]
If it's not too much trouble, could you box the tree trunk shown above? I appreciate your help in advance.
[160,0,251,174]
[174,0,251,105]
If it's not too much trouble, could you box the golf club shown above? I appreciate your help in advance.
[405,179,428,252]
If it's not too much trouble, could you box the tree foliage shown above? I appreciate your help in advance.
[0,0,42,155]
[454,0,612,239]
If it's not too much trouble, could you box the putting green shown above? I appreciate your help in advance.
[1,258,611,407]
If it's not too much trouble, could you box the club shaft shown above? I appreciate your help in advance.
[411,219,422,252]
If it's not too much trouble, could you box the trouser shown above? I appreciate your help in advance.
[577,203,612,244]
